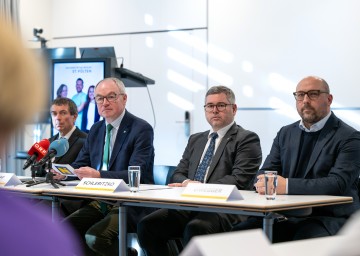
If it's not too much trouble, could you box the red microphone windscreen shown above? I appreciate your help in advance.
[27,139,50,161]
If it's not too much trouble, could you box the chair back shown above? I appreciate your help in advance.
[153,165,177,185]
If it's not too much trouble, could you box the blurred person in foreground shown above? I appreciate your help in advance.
[0,22,82,256]
[232,76,360,242]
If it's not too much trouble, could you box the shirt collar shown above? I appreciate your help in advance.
[106,109,126,130]
[60,125,76,139]
[299,111,331,132]
[209,121,234,139]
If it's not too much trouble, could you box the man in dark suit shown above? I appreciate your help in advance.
[33,98,85,216]
[42,98,88,216]
[49,98,87,165]
[233,76,360,242]
[137,85,262,256]
[39,97,87,177]
[63,77,154,256]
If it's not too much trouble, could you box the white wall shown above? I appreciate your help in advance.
[18,0,360,167]
[19,0,208,166]
[208,0,360,156]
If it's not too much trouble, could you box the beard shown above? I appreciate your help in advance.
[299,106,321,125]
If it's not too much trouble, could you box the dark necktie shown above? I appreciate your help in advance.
[194,132,218,182]
[102,124,113,170]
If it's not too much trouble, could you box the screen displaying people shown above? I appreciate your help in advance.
[56,83,68,98]
[81,85,100,132]
[52,60,105,133]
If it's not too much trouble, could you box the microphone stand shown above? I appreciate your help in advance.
[26,159,66,189]
[23,164,42,185]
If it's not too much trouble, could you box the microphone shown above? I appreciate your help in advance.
[23,139,50,170]
[34,138,69,167]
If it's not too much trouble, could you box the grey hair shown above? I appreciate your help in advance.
[95,77,126,94]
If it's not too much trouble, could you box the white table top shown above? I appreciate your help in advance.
[3,182,353,213]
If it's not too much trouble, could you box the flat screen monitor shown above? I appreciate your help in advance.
[33,47,76,61]
[47,47,76,59]
[80,47,117,67]
[51,58,113,135]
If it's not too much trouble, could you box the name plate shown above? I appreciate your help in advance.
[75,178,129,192]
[181,183,243,201]
[0,172,22,187]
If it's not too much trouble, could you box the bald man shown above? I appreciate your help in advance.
[233,76,360,242]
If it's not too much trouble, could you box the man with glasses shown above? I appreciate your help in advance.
[232,76,360,242]
[63,77,155,256]
[137,85,262,256]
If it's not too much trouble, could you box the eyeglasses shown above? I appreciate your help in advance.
[204,103,233,112]
[95,93,124,104]
[293,90,329,101]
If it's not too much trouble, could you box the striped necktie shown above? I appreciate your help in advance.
[194,132,218,182]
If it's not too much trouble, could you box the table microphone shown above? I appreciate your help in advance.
[34,138,69,167]
[22,139,50,170]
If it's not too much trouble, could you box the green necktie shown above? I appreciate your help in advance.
[102,124,113,170]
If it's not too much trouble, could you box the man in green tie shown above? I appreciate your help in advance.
[63,77,155,256]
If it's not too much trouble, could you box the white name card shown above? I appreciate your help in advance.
[181,183,243,201]
[75,178,129,192]
[0,172,22,187]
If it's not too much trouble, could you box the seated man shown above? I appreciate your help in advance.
[45,98,87,216]
[49,98,87,165]
[137,85,262,256]
[233,76,360,242]
[38,98,87,178]
[62,77,155,256]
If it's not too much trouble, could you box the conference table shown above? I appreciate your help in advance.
[3,182,353,256]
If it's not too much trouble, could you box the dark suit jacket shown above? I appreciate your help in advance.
[37,127,87,177]
[172,123,262,189]
[170,122,262,226]
[72,110,154,184]
[261,112,360,234]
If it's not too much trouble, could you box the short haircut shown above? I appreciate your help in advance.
[76,78,84,84]
[95,77,126,94]
[205,85,236,104]
[51,98,78,115]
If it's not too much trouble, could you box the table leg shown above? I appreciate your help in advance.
[263,213,274,242]
[119,205,127,256]
[51,196,59,223]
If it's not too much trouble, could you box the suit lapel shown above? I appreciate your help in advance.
[96,122,106,169]
[54,128,79,163]
[108,113,131,169]
[289,123,302,177]
[51,134,60,163]
[305,114,337,176]
[204,123,237,182]
[190,132,209,180]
